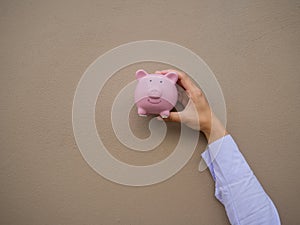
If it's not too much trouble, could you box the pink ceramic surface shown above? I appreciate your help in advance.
[134,69,178,118]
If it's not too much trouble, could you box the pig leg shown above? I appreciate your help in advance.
[138,107,147,117]
[160,110,170,118]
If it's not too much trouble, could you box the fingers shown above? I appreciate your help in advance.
[155,69,207,103]
[155,69,197,92]
[155,69,172,75]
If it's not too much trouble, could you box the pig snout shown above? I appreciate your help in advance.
[148,88,162,99]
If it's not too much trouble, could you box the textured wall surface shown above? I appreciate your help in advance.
[1,0,299,224]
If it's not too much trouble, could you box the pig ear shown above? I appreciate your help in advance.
[135,69,148,79]
[165,72,178,84]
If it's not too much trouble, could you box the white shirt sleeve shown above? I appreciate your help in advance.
[201,134,281,225]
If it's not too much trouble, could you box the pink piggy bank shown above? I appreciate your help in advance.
[134,69,178,118]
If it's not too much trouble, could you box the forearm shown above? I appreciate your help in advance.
[201,113,228,144]
[201,135,281,225]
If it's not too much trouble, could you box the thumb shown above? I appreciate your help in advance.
[167,112,182,123]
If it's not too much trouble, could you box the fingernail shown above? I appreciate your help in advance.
[156,116,163,121]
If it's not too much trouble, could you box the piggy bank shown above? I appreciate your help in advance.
[134,69,178,118]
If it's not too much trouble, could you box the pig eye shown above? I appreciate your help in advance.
[149,79,152,82]
[160,81,163,83]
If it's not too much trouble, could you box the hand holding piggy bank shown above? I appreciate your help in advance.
[134,69,178,118]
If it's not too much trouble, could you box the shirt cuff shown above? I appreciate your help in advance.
[200,134,253,184]
[200,135,231,180]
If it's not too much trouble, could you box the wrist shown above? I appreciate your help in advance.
[201,114,228,144]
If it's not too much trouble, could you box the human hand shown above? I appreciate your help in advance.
[155,69,227,143]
